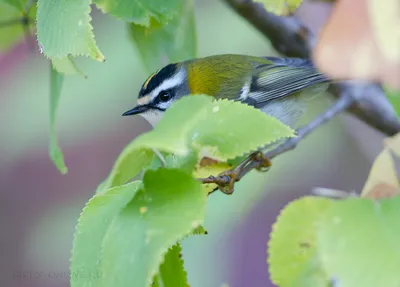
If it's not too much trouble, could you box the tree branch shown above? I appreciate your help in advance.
[199,0,400,193]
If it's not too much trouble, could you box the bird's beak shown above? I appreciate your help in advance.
[122,105,150,116]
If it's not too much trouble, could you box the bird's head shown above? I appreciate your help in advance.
[122,63,190,126]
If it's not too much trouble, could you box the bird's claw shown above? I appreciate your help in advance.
[215,151,272,195]
[253,152,272,172]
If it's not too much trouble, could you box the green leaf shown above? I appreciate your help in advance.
[70,181,141,287]
[101,146,154,191]
[36,0,104,61]
[268,196,331,287]
[152,243,188,287]
[100,168,207,287]
[49,64,68,174]
[136,95,294,161]
[100,96,212,190]
[1,0,24,11]
[191,224,208,235]
[254,0,303,16]
[129,0,197,72]
[165,151,198,172]
[0,1,35,51]
[93,0,181,25]
[317,196,400,287]
[0,3,23,51]
[385,87,400,118]
[133,96,213,156]
[189,98,295,160]
[52,56,85,76]
[103,95,294,190]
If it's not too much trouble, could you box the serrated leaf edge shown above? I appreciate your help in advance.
[145,216,204,285]
[194,98,296,161]
[267,196,316,286]
[153,243,189,286]
[70,181,141,274]
[36,0,104,61]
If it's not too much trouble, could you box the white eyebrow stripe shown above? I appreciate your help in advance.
[150,68,186,101]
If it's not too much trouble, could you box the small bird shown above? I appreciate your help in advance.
[122,54,330,127]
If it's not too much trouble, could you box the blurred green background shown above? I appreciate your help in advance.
[0,0,383,286]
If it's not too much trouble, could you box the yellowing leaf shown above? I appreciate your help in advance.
[367,0,400,62]
[361,148,399,198]
[193,160,233,194]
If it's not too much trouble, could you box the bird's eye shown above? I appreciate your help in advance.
[158,91,171,102]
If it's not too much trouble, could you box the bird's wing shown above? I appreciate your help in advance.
[245,58,329,108]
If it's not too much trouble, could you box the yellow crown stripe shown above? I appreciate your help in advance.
[143,73,155,89]
[143,68,162,89]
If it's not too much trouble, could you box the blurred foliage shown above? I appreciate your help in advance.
[253,0,303,16]
[129,0,197,72]
[386,87,400,118]
[0,0,36,51]
[93,0,181,25]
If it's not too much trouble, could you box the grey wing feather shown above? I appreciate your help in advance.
[246,57,330,108]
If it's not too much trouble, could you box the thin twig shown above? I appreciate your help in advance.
[312,187,358,199]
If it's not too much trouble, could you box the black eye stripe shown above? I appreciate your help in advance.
[151,106,166,111]
[152,88,175,105]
